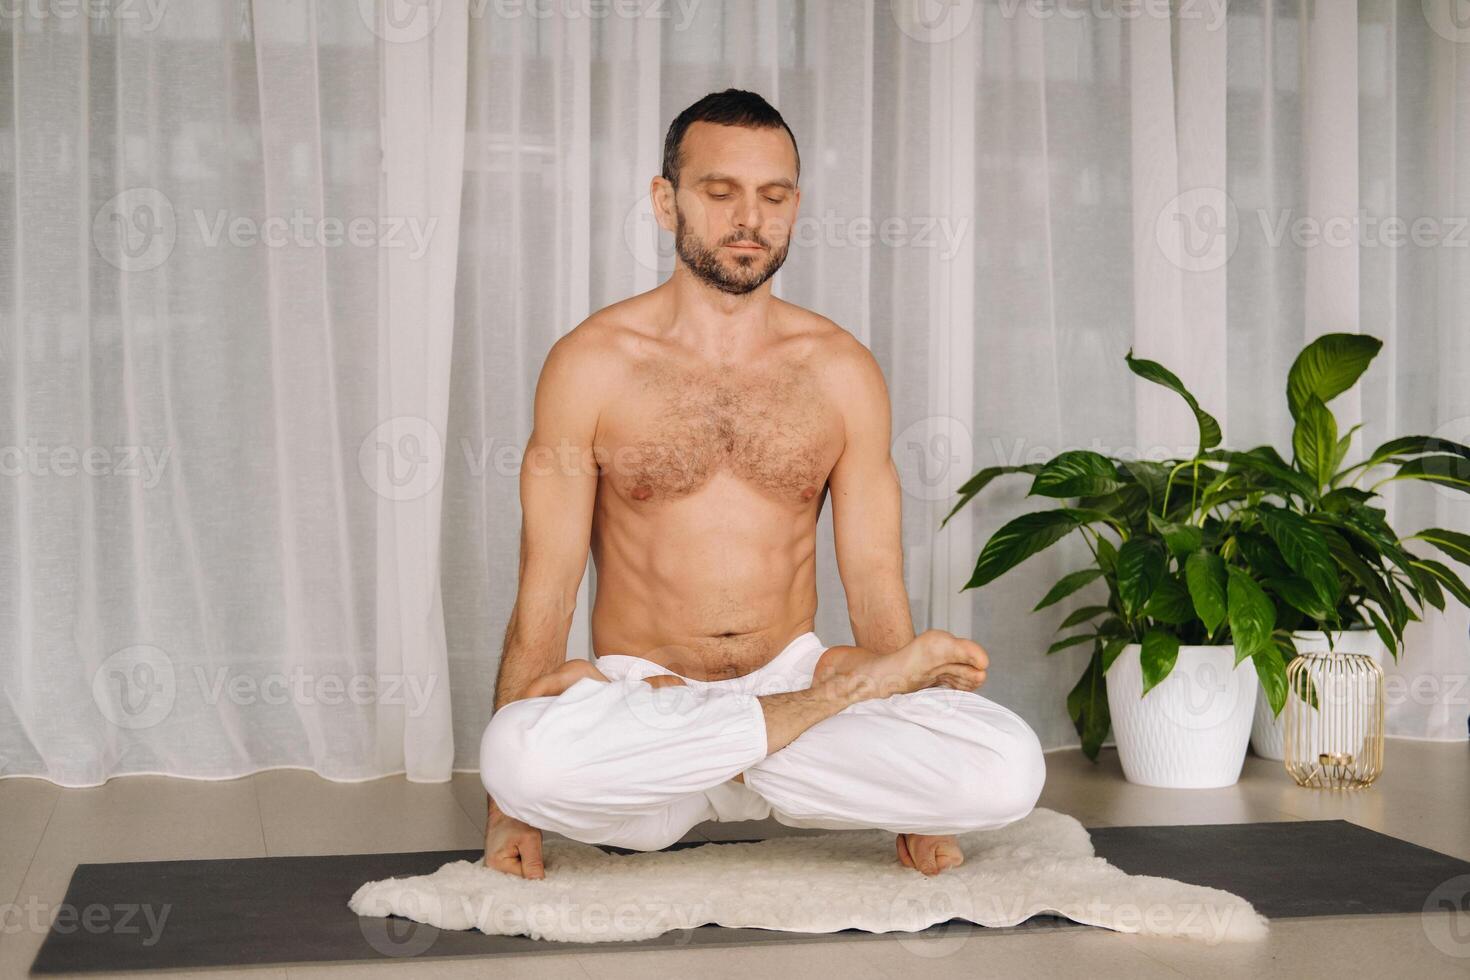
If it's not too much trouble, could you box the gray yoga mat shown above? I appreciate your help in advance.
[29,819,1470,974]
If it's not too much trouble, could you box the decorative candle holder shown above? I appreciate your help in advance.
[1283,649,1384,789]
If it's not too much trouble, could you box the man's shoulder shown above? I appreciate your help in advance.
[776,302,883,390]
[544,305,641,377]
[553,294,659,364]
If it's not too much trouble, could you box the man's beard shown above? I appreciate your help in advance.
[674,205,790,295]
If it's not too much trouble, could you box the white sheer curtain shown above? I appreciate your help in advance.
[0,0,466,786]
[3,1,1466,788]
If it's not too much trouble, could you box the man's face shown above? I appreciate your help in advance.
[663,121,799,295]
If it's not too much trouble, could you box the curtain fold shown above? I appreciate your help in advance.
[2,1,1466,788]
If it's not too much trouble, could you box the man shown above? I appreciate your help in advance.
[481,89,1045,881]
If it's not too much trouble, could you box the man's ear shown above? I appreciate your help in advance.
[649,175,675,234]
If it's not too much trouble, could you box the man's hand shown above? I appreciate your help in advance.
[484,801,546,878]
[520,658,610,700]
[897,832,965,876]
[826,629,989,702]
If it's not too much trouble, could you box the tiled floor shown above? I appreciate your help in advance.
[2,739,1468,979]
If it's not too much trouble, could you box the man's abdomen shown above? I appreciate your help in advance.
[589,476,821,680]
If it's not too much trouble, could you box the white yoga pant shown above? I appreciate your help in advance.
[480,631,1047,852]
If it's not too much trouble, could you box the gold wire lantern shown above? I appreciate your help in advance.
[1283,649,1385,789]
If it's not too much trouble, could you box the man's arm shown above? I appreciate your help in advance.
[492,328,604,712]
[826,338,916,656]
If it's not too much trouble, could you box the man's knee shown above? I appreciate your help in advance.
[959,708,1046,829]
[913,695,1046,833]
[480,701,564,824]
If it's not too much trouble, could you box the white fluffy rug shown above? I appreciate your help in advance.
[349,807,1268,944]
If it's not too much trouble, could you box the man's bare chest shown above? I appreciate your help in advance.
[597,360,840,505]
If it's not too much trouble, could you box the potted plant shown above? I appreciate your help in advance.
[944,351,1277,787]
[944,334,1470,786]
[1193,334,1470,759]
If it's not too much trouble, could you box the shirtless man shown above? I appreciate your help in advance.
[481,89,1045,881]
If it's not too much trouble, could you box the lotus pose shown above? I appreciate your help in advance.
[481,89,1046,880]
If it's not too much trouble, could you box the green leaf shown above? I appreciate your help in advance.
[1409,558,1470,610]
[1268,633,1301,713]
[1148,513,1203,559]
[1047,633,1098,655]
[1204,448,1320,501]
[1125,349,1223,455]
[1100,637,1129,672]
[1332,424,1361,474]
[1094,536,1118,575]
[1251,646,1289,718]
[1066,643,1112,761]
[1292,394,1339,488]
[1059,506,1128,529]
[1139,629,1181,695]
[1030,451,1125,499]
[1185,551,1228,634]
[1403,560,1446,612]
[1320,486,1374,512]
[1058,605,1112,630]
[1361,604,1399,658]
[942,463,1043,528]
[1033,567,1105,611]
[1392,456,1470,495]
[1237,531,1293,580]
[1142,576,1195,625]
[1317,509,1420,596]
[1362,434,1470,471]
[1116,538,1167,615]
[1258,506,1340,611]
[1286,333,1382,421]
[1120,459,1171,510]
[1263,575,1334,622]
[965,510,1079,589]
[1226,565,1276,658]
[1075,484,1151,527]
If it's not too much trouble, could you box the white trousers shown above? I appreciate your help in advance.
[480,631,1047,852]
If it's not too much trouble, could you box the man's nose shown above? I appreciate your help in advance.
[732,194,762,230]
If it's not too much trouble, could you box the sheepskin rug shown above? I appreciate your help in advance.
[349,807,1268,944]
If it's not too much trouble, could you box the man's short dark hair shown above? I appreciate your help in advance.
[661,88,800,189]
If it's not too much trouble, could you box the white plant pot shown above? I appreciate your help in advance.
[1249,628,1385,761]
[1105,644,1259,788]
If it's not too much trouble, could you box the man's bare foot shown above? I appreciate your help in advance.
[825,630,990,701]
[897,833,965,876]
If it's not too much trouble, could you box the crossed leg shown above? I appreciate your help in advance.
[481,656,1045,862]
